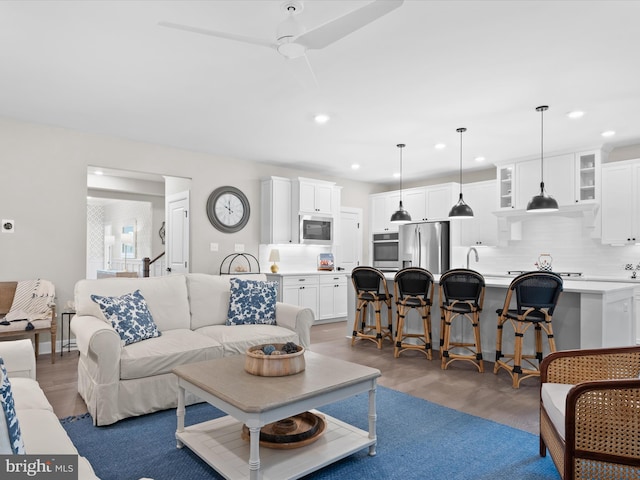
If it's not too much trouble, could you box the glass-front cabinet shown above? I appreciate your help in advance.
[498,165,515,209]
[575,151,600,203]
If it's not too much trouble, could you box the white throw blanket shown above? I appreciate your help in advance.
[3,279,55,322]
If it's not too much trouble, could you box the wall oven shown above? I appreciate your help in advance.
[372,232,400,270]
[299,215,333,245]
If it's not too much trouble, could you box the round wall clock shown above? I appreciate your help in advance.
[206,186,250,233]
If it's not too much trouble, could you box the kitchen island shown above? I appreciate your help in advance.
[346,273,638,359]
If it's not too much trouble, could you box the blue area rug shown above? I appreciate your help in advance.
[61,387,560,480]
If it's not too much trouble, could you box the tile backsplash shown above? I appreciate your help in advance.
[452,214,640,278]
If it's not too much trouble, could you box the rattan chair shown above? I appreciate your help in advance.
[393,268,434,359]
[351,266,393,349]
[540,345,640,479]
[494,271,563,388]
[439,269,485,372]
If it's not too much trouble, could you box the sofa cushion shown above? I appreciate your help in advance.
[75,275,191,331]
[0,358,25,454]
[9,378,53,412]
[227,278,277,326]
[120,329,224,380]
[91,290,161,346]
[541,382,574,440]
[196,324,298,356]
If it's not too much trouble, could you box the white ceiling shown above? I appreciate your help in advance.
[1,0,639,185]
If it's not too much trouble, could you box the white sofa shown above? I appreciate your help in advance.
[0,339,99,479]
[71,273,314,426]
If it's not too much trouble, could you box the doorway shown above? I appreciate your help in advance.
[86,166,191,279]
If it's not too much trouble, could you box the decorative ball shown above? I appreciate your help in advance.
[262,344,276,355]
[271,350,282,355]
[282,342,299,354]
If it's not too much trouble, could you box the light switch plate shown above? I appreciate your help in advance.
[234,243,245,252]
[210,242,219,252]
[1,219,14,233]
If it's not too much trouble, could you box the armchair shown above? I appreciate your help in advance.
[539,346,640,479]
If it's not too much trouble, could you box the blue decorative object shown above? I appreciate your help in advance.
[226,278,277,326]
[0,358,25,454]
[262,345,276,355]
[91,290,161,345]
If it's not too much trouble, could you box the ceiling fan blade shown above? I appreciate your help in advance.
[158,21,277,50]
[295,0,404,50]
[284,54,319,89]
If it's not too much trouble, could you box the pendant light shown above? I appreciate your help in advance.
[448,127,474,219]
[527,105,559,213]
[390,143,412,224]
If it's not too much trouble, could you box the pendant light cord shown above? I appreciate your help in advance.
[456,128,466,197]
[536,105,548,190]
[397,143,405,202]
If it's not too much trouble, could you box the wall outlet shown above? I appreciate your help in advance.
[210,242,218,252]
[234,243,245,253]
[1,219,15,233]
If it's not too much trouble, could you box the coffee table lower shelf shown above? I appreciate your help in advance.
[176,410,375,480]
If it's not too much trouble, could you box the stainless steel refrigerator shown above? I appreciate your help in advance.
[399,221,450,274]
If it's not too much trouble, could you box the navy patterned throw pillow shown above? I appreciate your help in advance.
[0,357,26,454]
[227,278,277,326]
[91,290,161,345]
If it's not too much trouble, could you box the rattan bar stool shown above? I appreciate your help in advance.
[494,271,563,388]
[393,268,435,359]
[351,266,393,349]
[439,269,485,372]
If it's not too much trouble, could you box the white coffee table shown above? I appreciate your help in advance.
[173,350,381,480]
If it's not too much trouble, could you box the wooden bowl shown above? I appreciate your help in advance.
[244,343,305,377]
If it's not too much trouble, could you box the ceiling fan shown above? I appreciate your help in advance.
[158,0,404,85]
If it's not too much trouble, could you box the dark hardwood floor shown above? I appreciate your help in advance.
[36,321,540,434]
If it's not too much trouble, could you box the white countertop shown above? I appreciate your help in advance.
[266,271,349,276]
[377,272,639,294]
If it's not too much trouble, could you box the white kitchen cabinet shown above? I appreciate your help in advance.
[280,275,319,318]
[635,288,640,345]
[497,164,515,209]
[370,191,400,233]
[575,151,600,204]
[401,184,458,222]
[260,177,293,244]
[295,178,334,215]
[458,181,498,246]
[601,159,640,245]
[426,183,458,220]
[498,151,599,211]
[318,274,348,321]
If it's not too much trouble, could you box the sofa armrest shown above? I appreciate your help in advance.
[540,345,640,385]
[0,339,36,379]
[275,303,314,350]
[71,315,122,384]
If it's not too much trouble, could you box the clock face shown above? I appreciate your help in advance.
[206,186,250,233]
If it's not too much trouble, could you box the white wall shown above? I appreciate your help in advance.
[0,117,378,331]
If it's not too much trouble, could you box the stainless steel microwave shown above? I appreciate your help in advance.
[299,215,333,245]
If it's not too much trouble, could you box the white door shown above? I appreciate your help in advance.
[337,208,362,271]
[166,191,190,274]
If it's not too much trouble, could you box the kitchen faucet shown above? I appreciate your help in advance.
[466,247,479,269]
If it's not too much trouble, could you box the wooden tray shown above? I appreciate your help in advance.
[241,412,326,450]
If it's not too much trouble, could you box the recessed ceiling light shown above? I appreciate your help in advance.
[601,130,616,137]
[393,172,400,178]
[474,156,485,162]
[434,143,446,150]
[94,170,104,175]
[567,110,585,119]
[314,114,330,124]
[351,164,360,170]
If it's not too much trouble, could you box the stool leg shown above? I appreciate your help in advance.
[441,309,452,369]
[394,306,405,358]
[513,322,524,388]
[352,299,365,346]
[439,308,446,356]
[545,320,556,353]
[386,299,393,341]
[494,315,505,374]
[422,307,432,360]
[472,312,483,373]
[374,303,383,349]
